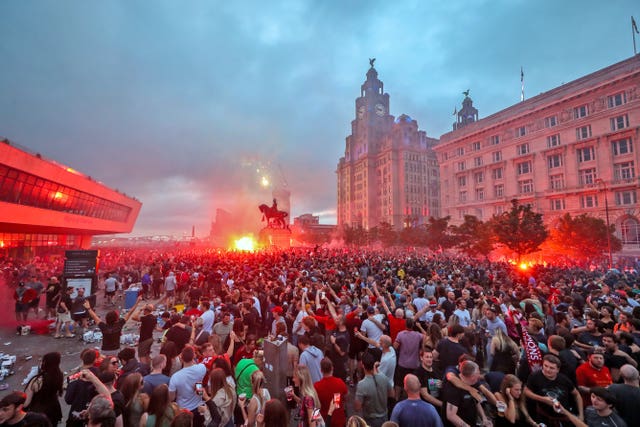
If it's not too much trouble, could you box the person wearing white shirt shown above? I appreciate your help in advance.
[452,298,471,327]
[199,301,214,333]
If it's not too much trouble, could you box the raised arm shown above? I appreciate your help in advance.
[124,296,143,322]
[84,300,102,324]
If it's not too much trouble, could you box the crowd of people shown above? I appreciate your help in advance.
[1,247,640,427]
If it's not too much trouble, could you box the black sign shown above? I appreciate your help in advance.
[65,250,99,259]
[64,250,98,277]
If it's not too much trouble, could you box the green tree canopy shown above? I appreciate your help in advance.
[425,216,455,250]
[452,214,494,258]
[490,199,547,260]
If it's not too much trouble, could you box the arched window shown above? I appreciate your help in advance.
[621,217,640,245]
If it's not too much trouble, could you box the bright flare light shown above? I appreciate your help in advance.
[234,236,256,251]
[260,176,270,187]
[519,263,528,271]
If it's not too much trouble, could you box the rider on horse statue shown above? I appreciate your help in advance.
[259,199,290,230]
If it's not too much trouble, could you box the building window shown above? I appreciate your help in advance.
[474,156,483,167]
[577,146,595,162]
[492,151,502,163]
[516,126,526,137]
[490,135,500,145]
[457,161,466,171]
[494,184,504,197]
[547,134,561,147]
[574,104,589,119]
[474,172,484,184]
[548,154,563,169]
[516,143,529,156]
[613,161,635,182]
[578,168,597,186]
[495,205,504,215]
[457,147,465,156]
[610,114,629,131]
[544,115,558,128]
[576,125,592,140]
[549,174,564,190]
[612,138,633,156]
[518,179,534,194]
[580,195,598,208]
[550,199,565,210]
[458,176,467,187]
[471,141,481,151]
[475,188,484,200]
[459,191,467,203]
[492,167,503,180]
[608,92,627,108]
[615,190,637,206]
[517,161,532,175]
[621,217,640,244]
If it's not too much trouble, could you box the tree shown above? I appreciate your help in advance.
[452,215,494,258]
[424,216,455,250]
[490,199,547,261]
[369,222,398,247]
[547,213,622,265]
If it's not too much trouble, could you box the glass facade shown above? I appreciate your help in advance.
[0,233,77,248]
[0,164,131,222]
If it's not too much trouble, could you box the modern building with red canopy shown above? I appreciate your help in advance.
[0,139,141,257]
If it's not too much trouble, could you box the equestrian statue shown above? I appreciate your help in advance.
[258,199,290,230]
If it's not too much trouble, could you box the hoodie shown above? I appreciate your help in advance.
[299,345,323,383]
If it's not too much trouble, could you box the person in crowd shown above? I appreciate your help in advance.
[164,272,177,308]
[160,341,181,377]
[234,350,264,402]
[393,318,424,399]
[556,387,627,427]
[86,394,117,427]
[547,335,580,385]
[23,352,63,426]
[120,373,149,427]
[524,354,583,426]
[434,324,467,371]
[104,273,120,307]
[45,276,62,320]
[240,370,270,427]
[213,311,233,346]
[607,364,640,427]
[576,348,612,405]
[54,286,76,338]
[0,390,53,427]
[298,334,324,384]
[140,384,178,427]
[165,315,193,354]
[415,348,443,409]
[355,352,394,427]
[258,399,289,427]
[489,328,519,374]
[493,374,537,427]
[65,349,101,427]
[202,368,235,427]
[198,301,214,335]
[132,303,159,366]
[143,355,171,396]
[313,358,348,427]
[85,297,142,356]
[390,374,443,427]
[291,365,321,427]
[601,333,638,382]
[441,360,491,427]
[71,287,90,338]
[117,347,150,389]
[168,346,206,427]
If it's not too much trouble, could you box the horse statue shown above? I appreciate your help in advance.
[258,199,290,230]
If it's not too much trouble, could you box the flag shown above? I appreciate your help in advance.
[633,16,639,34]
[520,66,525,102]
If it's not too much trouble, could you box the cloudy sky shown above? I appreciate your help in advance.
[1,1,638,237]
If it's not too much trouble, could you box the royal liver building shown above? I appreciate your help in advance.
[337,60,440,230]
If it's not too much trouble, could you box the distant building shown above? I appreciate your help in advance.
[337,62,440,231]
[0,139,141,257]
[435,55,640,255]
[292,213,336,244]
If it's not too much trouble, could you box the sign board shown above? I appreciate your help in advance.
[63,250,99,277]
[66,278,93,299]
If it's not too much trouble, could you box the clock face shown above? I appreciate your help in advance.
[357,105,365,119]
[375,103,385,116]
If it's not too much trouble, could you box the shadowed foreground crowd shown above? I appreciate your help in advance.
[2,248,640,427]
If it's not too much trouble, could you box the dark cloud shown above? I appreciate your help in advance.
[0,0,635,236]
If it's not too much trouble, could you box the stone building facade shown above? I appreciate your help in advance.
[337,63,440,230]
[435,55,640,255]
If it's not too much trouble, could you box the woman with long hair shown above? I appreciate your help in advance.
[240,370,271,427]
[259,399,289,427]
[120,373,149,427]
[490,328,519,374]
[202,368,236,427]
[423,322,443,351]
[292,365,321,427]
[140,384,178,427]
[24,351,64,426]
[494,374,537,427]
[160,341,181,377]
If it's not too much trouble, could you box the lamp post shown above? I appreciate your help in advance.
[596,179,613,269]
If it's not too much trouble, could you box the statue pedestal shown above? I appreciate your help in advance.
[259,227,291,249]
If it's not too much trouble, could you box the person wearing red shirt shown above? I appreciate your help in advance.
[576,349,612,405]
[373,284,429,342]
[314,358,348,427]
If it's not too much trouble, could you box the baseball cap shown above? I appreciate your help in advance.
[366,306,375,314]
[271,306,283,314]
[429,300,438,307]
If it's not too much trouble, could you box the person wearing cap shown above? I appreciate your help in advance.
[13,281,29,322]
[424,300,444,323]
[576,348,612,405]
[0,391,51,427]
[132,302,158,365]
[360,305,386,355]
[270,305,286,337]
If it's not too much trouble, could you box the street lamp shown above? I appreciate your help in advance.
[596,179,613,269]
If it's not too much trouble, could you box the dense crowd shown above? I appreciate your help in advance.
[1,247,640,427]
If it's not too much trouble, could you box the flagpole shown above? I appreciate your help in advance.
[520,66,524,102]
[633,16,639,55]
